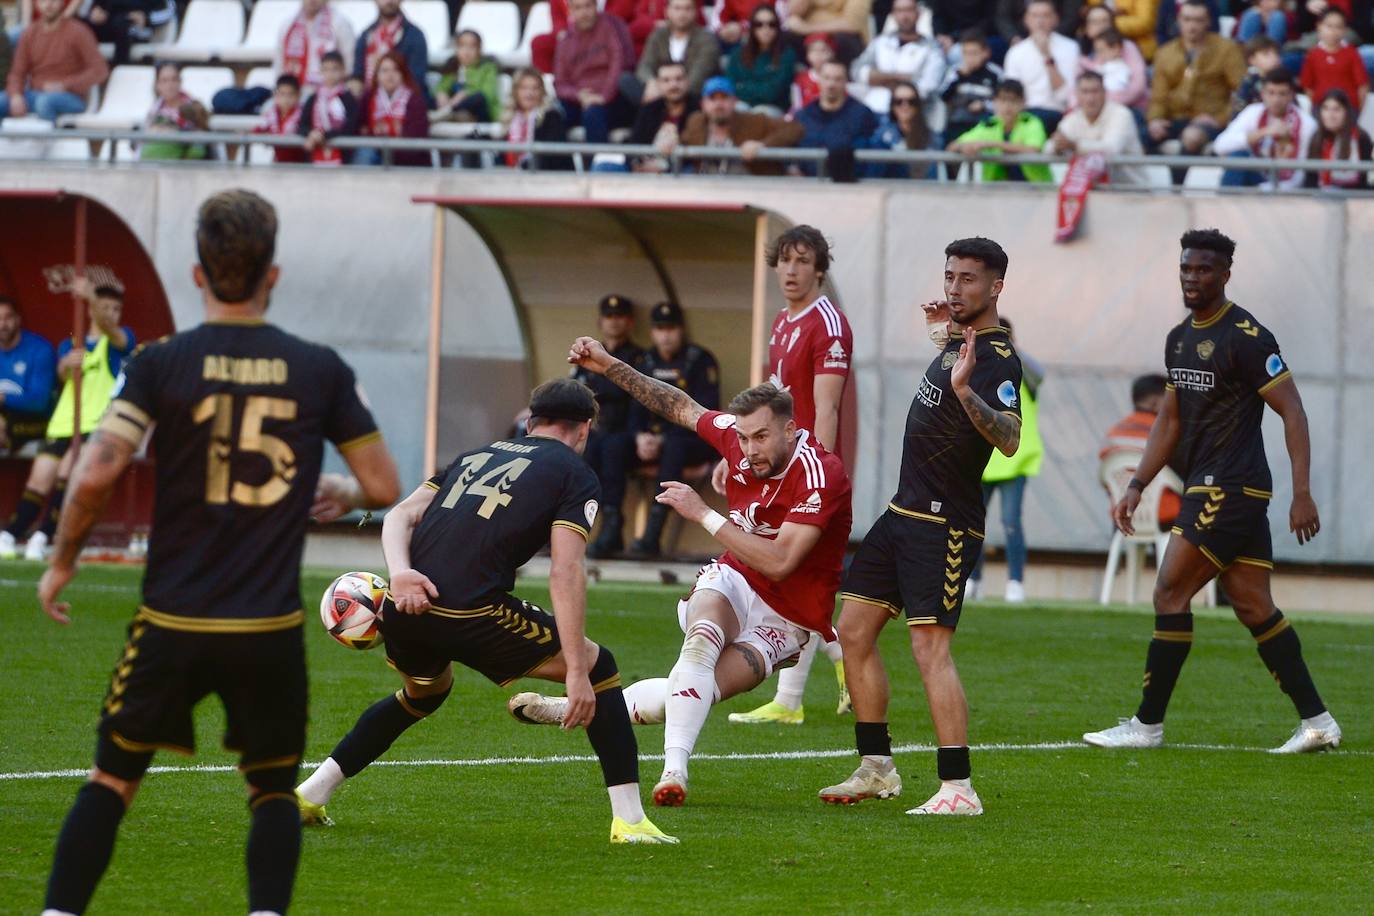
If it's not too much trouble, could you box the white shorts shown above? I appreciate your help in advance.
[677,562,812,678]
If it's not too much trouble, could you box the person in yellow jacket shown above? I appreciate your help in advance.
[967,317,1043,603]
[0,280,134,561]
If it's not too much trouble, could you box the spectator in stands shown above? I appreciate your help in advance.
[629,61,700,171]
[948,77,1053,181]
[622,0,704,58]
[931,0,1004,62]
[301,50,359,164]
[83,0,174,66]
[352,0,429,104]
[796,59,879,175]
[785,0,872,66]
[791,33,834,113]
[726,4,796,113]
[1,0,107,122]
[1234,35,1281,116]
[0,296,56,459]
[851,0,946,120]
[625,300,721,557]
[1098,373,1180,529]
[1082,0,1158,61]
[941,29,1004,159]
[1304,88,1372,190]
[502,67,572,170]
[576,294,645,558]
[0,32,12,91]
[632,0,720,103]
[1002,0,1079,133]
[1147,0,1244,179]
[140,61,210,161]
[1215,66,1316,190]
[276,0,355,92]
[678,74,804,173]
[996,0,1084,40]
[1076,22,1148,111]
[1154,0,1219,48]
[1237,0,1287,44]
[554,0,634,143]
[716,0,772,46]
[357,50,429,165]
[866,80,932,177]
[530,0,636,73]
[1049,70,1148,183]
[254,74,308,163]
[434,30,502,123]
[1300,8,1369,110]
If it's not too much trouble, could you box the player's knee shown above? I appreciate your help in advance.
[680,619,726,667]
[589,644,620,685]
[401,683,452,716]
[405,665,453,699]
[909,627,951,672]
[1152,577,1191,613]
[90,768,140,807]
[244,762,298,798]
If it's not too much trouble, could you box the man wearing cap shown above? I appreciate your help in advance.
[575,294,646,558]
[626,301,722,557]
[674,76,804,176]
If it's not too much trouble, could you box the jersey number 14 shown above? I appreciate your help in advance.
[441,452,531,519]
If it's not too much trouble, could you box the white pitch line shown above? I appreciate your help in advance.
[3,740,1365,782]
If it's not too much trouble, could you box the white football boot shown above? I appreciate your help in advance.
[906,780,983,816]
[818,760,902,805]
[507,692,567,726]
[0,530,16,560]
[24,531,48,561]
[1004,580,1026,603]
[1083,716,1164,749]
[652,769,688,807]
[1270,712,1342,754]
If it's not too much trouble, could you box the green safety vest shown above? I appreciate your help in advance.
[47,336,117,438]
[983,380,1043,482]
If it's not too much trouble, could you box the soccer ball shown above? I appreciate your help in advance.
[320,571,388,650]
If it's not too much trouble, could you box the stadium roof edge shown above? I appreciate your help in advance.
[410,196,753,213]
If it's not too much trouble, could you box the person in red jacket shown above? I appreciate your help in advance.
[1299,7,1369,111]
[357,50,430,166]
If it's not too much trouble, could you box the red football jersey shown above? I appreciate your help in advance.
[695,410,852,638]
[767,296,853,453]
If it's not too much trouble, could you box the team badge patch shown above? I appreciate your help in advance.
[942,351,958,370]
[1265,354,1285,377]
[584,500,599,528]
[1196,340,1215,360]
[713,413,738,429]
[997,380,1018,408]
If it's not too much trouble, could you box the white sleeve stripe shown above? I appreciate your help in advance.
[817,299,841,337]
[799,445,826,489]
[796,446,817,489]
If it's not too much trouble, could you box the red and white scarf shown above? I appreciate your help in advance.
[1318,131,1363,188]
[363,18,403,85]
[257,101,303,135]
[147,91,193,130]
[281,7,343,88]
[506,110,533,166]
[1253,105,1303,181]
[368,85,411,137]
[310,83,348,163]
[1055,153,1109,243]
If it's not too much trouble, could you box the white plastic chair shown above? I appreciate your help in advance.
[220,0,299,63]
[505,1,550,68]
[180,66,237,105]
[403,0,453,66]
[156,0,246,61]
[65,65,155,129]
[245,65,276,89]
[457,1,521,58]
[1099,450,1216,607]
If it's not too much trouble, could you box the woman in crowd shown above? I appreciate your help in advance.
[1304,88,1373,190]
[725,4,797,113]
[866,80,930,178]
[140,61,210,161]
[434,29,503,123]
[357,51,430,166]
[1075,6,1148,110]
[502,67,573,170]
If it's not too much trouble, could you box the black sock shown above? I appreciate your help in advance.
[5,487,45,537]
[40,479,66,537]
[330,688,446,777]
[45,781,127,914]
[1135,613,1193,725]
[585,647,638,787]
[1249,611,1326,719]
[246,795,301,915]
[937,746,971,781]
[855,721,892,758]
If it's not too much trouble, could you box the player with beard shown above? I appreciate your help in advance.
[818,237,1022,817]
[510,340,851,808]
[1084,229,1340,753]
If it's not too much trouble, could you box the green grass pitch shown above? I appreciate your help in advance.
[2,563,1371,913]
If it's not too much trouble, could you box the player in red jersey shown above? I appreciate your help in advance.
[510,337,852,808]
[729,224,855,725]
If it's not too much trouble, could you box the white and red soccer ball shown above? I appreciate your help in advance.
[319,571,388,650]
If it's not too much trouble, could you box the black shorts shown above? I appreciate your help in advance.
[1173,486,1273,571]
[381,593,563,687]
[839,508,985,629]
[0,409,52,452]
[38,436,72,459]
[96,615,307,779]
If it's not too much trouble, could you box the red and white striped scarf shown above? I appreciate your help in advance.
[368,85,411,137]
[363,18,403,85]
[147,91,193,130]
[310,83,348,163]
[258,101,303,135]
[281,6,343,88]
[1318,131,1363,188]
[506,109,533,166]
[1254,105,1303,181]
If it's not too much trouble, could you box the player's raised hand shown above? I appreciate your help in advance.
[920,299,951,326]
[949,326,977,392]
[1290,491,1320,545]
[389,568,439,614]
[568,336,614,374]
[1112,490,1140,536]
[710,458,730,496]
[38,562,75,625]
[562,673,596,731]
[655,480,709,523]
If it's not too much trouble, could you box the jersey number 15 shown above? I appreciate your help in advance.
[192,394,299,507]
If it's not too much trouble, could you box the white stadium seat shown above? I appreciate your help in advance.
[220,0,300,63]
[245,66,276,89]
[403,0,454,66]
[180,66,237,105]
[64,65,155,130]
[505,1,550,68]
[155,0,246,62]
[457,1,521,58]
[335,0,379,38]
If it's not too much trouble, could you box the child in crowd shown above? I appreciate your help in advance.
[1089,29,1144,108]
[940,30,1003,148]
[141,61,209,160]
[1234,35,1281,116]
[791,33,833,114]
[1300,7,1369,111]
[301,50,359,165]
[254,74,307,163]
[434,29,503,123]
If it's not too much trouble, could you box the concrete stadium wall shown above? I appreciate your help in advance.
[3,164,1367,565]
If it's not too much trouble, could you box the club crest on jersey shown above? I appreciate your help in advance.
[917,375,942,408]
[931,501,942,513]
[997,380,1018,408]
[788,328,802,352]
[792,491,823,514]
[1196,340,1215,360]
[1265,354,1284,377]
[941,351,958,370]
[584,500,599,528]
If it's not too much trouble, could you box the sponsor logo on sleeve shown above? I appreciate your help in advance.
[792,491,824,514]
[355,382,372,409]
[584,500,599,528]
[997,380,1018,408]
[823,339,850,369]
[931,501,942,513]
[1265,354,1285,377]
[713,413,738,429]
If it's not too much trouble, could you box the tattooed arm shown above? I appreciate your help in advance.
[37,431,136,624]
[949,327,1021,458]
[568,336,706,431]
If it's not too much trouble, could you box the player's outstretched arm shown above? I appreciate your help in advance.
[38,431,135,624]
[381,483,440,614]
[548,525,595,729]
[949,328,1020,458]
[1112,386,1181,536]
[568,336,706,431]
[812,374,844,452]
[655,481,822,581]
[1261,377,1320,544]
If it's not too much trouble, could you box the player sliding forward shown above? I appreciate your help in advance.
[1084,229,1341,754]
[295,379,678,845]
[510,339,851,807]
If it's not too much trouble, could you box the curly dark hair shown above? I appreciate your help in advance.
[944,237,1009,278]
[1179,228,1236,265]
[766,225,832,278]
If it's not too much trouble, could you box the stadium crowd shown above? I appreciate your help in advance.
[3,0,1374,183]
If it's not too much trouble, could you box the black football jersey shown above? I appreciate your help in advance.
[411,435,600,609]
[101,320,380,628]
[1164,302,1290,493]
[890,327,1023,531]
